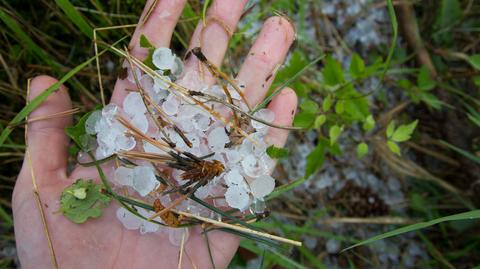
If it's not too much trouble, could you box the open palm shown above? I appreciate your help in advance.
[13,0,296,268]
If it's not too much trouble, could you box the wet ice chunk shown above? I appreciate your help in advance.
[224,169,244,187]
[116,207,142,230]
[143,140,163,154]
[162,94,180,116]
[132,166,158,196]
[115,135,136,151]
[153,75,171,92]
[225,185,250,210]
[152,47,176,70]
[207,127,229,151]
[123,92,146,116]
[171,57,184,77]
[130,113,149,133]
[193,113,210,132]
[137,208,159,234]
[114,166,134,186]
[168,228,189,246]
[250,175,275,199]
[85,110,102,135]
[252,109,275,130]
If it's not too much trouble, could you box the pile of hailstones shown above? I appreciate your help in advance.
[83,47,278,237]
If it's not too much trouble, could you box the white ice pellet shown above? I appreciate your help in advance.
[207,127,229,151]
[225,149,242,164]
[224,168,244,187]
[137,208,159,234]
[152,47,176,70]
[171,57,184,77]
[153,75,171,93]
[130,113,149,134]
[143,141,163,154]
[132,166,158,197]
[241,154,264,178]
[193,113,211,132]
[116,207,142,230]
[252,109,275,130]
[250,175,275,199]
[114,166,134,186]
[123,92,147,116]
[225,185,250,210]
[85,110,102,135]
[115,135,136,151]
[162,94,180,116]
[168,228,189,246]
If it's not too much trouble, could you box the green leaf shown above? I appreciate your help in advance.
[362,115,376,132]
[329,125,343,145]
[300,99,319,114]
[474,76,480,87]
[356,143,369,158]
[335,100,345,114]
[314,115,327,129]
[441,141,480,164]
[349,53,365,78]
[266,145,289,159]
[65,110,97,147]
[322,95,333,112]
[391,120,418,142]
[467,54,480,70]
[323,55,344,86]
[397,78,412,89]
[417,65,436,91]
[386,121,396,138]
[305,142,326,178]
[140,34,154,48]
[143,48,156,69]
[293,111,315,128]
[387,140,401,156]
[344,210,480,251]
[60,179,111,224]
[420,92,443,110]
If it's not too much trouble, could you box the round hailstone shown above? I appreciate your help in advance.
[132,166,158,197]
[152,47,176,70]
[162,94,180,116]
[171,57,184,77]
[116,207,142,230]
[102,103,119,120]
[241,154,262,177]
[143,141,163,154]
[250,175,275,199]
[123,92,147,116]
[137,208,159,234]
[192,113,211,132]
[207,127,229,151]
[85,110,102,135]
[168,228,189,246]
[79,134,97,152]
[153,75,171,93]
[130,113,149,134]
[224,169,244,187]
[225,149,241,164]
[225,185,250,210]
[115,135,136,151]
[252,109,275,130]
[249,199,267,214]
[114,166,134,186]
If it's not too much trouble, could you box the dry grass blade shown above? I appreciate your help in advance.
[141,0,159,25]
[93,24,137,105]
[116,115,172,152]
[177,229,187,269]
[117,151,173,163]
[174,210,302,247]
[8,108,80,128]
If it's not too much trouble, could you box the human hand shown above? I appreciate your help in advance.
[13,0,296,268]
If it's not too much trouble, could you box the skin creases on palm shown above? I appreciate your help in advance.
[13,1,297,268]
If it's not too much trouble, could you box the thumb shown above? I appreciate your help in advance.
[18,75,72,185]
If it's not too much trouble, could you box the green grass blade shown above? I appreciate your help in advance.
[0,36,128,148]
[267,177,306,200]
[55,0,93,39]
[0,8,60,68]
[343,210,480,251]
[441,141,480,164]
[0,205,13,228]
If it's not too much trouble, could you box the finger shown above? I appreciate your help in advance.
[19,75,72,181]
[129,0,187,59]
[111,0,187,104]
[184,0,248,83]
[265,88,297,147]
[237,16,295,107]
